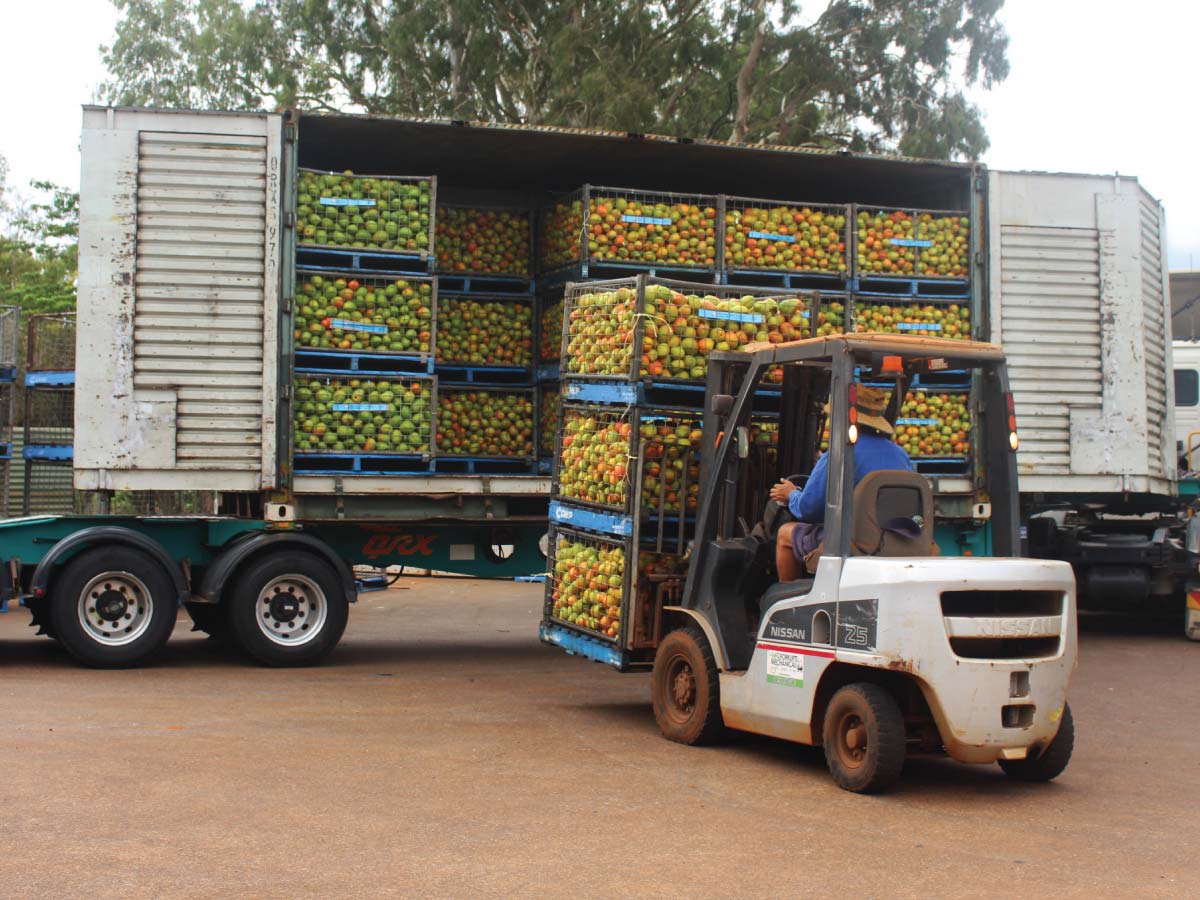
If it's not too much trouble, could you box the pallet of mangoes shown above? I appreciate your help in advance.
[435,294,533,368]
[293,374,435,456]
[295,270,435,357]
[852,299,970,340]
[436,387,535,458]
[894,390,971,458]
[724,196,849,277]
[435,205,532,277]
[539,293,565,364]
[539,186,718,274]
[855,207,970,280]
[297,169,434,256]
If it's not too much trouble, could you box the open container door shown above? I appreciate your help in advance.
[75,106,286,492]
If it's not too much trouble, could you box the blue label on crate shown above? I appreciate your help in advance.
[889,238,933,248]
[562,381,638,404]
[331,318,389,334]
[319,197,377,207]
[621,214,672,226]
[550,501,633,537]
[896,322,941,331]
[331,403,389,412]
[896,418,941,426]
[748,230,796,244]
[698,308,765,324]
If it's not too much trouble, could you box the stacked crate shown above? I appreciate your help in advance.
[0,306,16,516]
[22,313,77,514]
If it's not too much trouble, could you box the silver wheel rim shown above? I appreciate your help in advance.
[77,571,155,646]
[256,574,327,646]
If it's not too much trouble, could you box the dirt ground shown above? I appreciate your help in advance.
[0,577,1195,899]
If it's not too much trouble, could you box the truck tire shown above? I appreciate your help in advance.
[822,683,906,793]
[48,546,179,668]
[651,626,726,746]
[998,704,1074,782]
[226,552,348,667]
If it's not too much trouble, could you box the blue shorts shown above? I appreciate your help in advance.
[791,522,824,560]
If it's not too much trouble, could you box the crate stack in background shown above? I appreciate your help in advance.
[21,313,78,514]
[0,306,17,516]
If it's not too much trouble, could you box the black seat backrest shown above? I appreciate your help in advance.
[851,469,937,557]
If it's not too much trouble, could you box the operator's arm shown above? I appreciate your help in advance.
[789,453,828,522]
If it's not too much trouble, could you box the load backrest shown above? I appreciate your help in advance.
[851,469,937,557]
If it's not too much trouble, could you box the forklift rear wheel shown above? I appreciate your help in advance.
[822,683,906,793]
[651,626,726,746]
[998,703,1074,782]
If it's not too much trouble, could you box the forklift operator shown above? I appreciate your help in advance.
[770,385,914,581]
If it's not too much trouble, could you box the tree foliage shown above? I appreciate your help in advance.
[101,0,1009,159]
[0,159,79,319]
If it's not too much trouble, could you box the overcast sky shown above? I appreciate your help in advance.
[2,1,1197,268]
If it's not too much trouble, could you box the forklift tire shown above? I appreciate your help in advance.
[49,546,179,669]
[822,683,906,794]
[998,704,1074,782]
[226,552,348,667]
[651,626,726,746]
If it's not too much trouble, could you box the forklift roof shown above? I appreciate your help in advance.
[728,332,1006,367]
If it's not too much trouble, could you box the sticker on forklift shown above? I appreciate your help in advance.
[766,648,805,687]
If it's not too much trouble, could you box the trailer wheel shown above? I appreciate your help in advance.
[227,553,348,667]
[999,704,1074,782]
[822,683,906,794]
[651,626,726,746]
[49,546,179,668]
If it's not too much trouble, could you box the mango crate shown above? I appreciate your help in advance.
[295,269,436,358]
[854,206,970,282]
[435,386,535,459]
[560,275,842,385]
[851,296,972,341]
[538,382,560,458]
[292,373,435,457]
[296,168,435,257]
[27,312,75,372]
[723,195,850,280]
[435,205,532,278]
[539,185,719,275]
[538,290,565,364]
[435,293,533,370]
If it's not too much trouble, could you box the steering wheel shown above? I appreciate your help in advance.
[759,473,808,541]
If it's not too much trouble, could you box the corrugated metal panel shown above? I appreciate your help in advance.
[133,131,268,471]
[999,224,1102,473]
[1140,193,1169,475]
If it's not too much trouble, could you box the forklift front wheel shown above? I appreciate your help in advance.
[651,627,726,746]
[822,683,906,794]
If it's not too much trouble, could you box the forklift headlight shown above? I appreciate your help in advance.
[848,424,859,444]
[1009,431,1019,451]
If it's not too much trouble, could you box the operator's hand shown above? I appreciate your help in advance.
[769,479,796,504]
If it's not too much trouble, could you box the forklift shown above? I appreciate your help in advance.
[652,333,1077,793]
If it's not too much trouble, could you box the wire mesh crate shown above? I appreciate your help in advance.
[561,275,842,383]
[544,524,632,643]
[435,294,534,369]
[539,185,719,275]
[19,459,103,515]
[292,373,435,456]
[296,169,435,257]
[435,386,535,458]
[538,382,560,457]
[0,381,14,443]
[27,313,75,371]
[723,196,849,278]
[0,305,18,375]
[851,296,972,340]
[891,388,972,460]
[295,269,436,358]
[24,386,73,447]
[435,205,532,278]
[538,290,565,364]
[553,403,702,520]
[854,207,971,281]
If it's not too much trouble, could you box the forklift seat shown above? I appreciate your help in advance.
[851,470,938,558]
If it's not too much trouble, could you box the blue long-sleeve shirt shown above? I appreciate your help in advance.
[789,432,914,523]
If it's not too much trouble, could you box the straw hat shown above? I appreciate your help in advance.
[856,385,894,435]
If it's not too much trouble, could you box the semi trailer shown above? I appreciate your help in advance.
[0,104,1186,671]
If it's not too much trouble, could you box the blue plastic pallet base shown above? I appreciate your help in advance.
[550,500,633,537]
[851,275,970,298]
[514,575,546,583]
[539,260,719,291]
[26,370,75,387]
[434,363,534,386]
[293,453,433,474]
[0,443,10,461]
[294,349,434,375]
[24,445,73,461]
[539,622,628,669]
[437,273,535,296]
[722,268,849,290]
[296,245,433,275]
[536,363,560,383]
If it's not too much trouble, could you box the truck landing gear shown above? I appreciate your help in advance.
[49,547,178,668]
